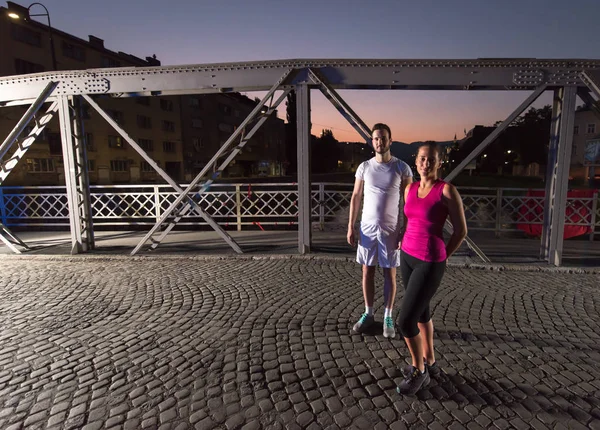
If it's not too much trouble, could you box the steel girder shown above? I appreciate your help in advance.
[1,59,599,105]
[81,94,242,254]
[131,70,295,255]
[296,83,312,254]
[540,87,577,266]
[57,96,94,253]
[0,82,58,253]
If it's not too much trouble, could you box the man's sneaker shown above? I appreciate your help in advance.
[383,317,395,338]
[396,365,430,395]
[402,359,440,378]
[353,313,375,333]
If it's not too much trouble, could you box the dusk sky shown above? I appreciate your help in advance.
[15,0,600,142]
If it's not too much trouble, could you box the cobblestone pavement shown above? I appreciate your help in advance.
[0,256,599,430]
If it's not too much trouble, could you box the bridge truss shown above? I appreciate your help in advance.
[2,58,600,265]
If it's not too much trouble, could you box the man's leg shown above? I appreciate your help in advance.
[382,267,397,309]
[353,264,376,333]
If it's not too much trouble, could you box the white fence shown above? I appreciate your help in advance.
[0,184,598,238]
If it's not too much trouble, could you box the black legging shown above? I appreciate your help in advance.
[398,251,446,338]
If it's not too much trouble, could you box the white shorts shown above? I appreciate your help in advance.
[356,223,401,268]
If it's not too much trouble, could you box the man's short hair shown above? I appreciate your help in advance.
[371,123,392,139]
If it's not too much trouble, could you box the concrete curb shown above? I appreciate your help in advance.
[2,253,600,274]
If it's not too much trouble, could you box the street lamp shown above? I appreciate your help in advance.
[7,2,57,71]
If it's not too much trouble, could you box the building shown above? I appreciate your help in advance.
[0,1,285,186]
[180,93,285,181]
[572,107,600,182]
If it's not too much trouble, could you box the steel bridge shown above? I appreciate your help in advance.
[1,58,600,265]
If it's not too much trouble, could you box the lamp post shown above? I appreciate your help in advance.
[8,2,57,71]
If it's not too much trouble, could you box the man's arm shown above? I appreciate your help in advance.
[347,177,364,247]
[397,175,413,248]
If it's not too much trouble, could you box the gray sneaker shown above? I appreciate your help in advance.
[353,313,375,333]
[402,359,440,378]
[383,317,395,338]
[396,365,430,395]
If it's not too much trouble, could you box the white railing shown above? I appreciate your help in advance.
[0,184,598,239]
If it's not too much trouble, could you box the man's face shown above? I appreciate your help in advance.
[372,129,391,155]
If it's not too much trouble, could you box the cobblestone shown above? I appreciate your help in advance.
[0,256,597,428]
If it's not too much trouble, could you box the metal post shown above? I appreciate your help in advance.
[154,186,161,223]
[495,188,503,237]
[296,83,312,254]
[319,183,325,231]
[546,87,577,266]
[72,96,95,250]
[57,95,84,254]
[236,184,242,231]
[540,89,562,260]
[590,190,598,242]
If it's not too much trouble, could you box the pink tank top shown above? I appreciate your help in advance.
[401,180,449,262]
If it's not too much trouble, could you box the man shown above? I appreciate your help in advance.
[347,123,413,338]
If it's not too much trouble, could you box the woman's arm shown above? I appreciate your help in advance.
[443,183,468,258]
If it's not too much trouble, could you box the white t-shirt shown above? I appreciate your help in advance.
[355,156,413,227]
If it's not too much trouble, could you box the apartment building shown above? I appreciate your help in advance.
[572,107,600,181]
[0,1,285,186]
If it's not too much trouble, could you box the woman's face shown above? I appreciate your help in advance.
[416,146,442,178]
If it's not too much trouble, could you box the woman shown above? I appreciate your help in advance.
[396,142,467,395]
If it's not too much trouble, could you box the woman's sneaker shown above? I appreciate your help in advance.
[402,359,440,378]
[396,365,430,395]
[383,317,395,338]
[352,313,375,333]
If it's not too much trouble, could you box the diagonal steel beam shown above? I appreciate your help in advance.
[581,71,600,100]
[81,94,243,254]
[576,88,600,121]
[0,84,58,254]
[0,81,57,161]
[143,89,292,252]
[308,68,372,143]
[131,69,296,255]
[1,101,58,184]
[445,85,547,183]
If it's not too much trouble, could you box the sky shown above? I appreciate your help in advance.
[12,0,600,143]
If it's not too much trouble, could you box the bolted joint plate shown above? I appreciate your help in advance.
[513,69,545,85]
[54,78,110,95]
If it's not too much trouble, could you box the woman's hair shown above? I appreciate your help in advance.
[417,141,442,158]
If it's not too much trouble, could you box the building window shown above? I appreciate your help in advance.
[219,104,232,115]
[108,110,125,125]
[574,125,579,135]
[192,138,203,152]
[88,160,96,171]
[163,141,176,153]
[136,97,150,106]
[26,158,55,172]
[137,115,152,129]
[85,133,95,152]
[10,23,41,46]
[234,109,241,118]
[110,160,129,172]
[141,161,155,172]
[191,118,203,129]
[162,120,175,132]
[14,58,44,74]
[572,145,577,156]
[101,56,121,68]
[587,123,596,134]
[189,97,202,108]
[108,135,125,149]
[218,123,234,133]
[62,41,86,62]
[160,99,174,112]
[138,138,154,152]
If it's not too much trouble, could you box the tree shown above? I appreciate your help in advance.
[311,129,340,173]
